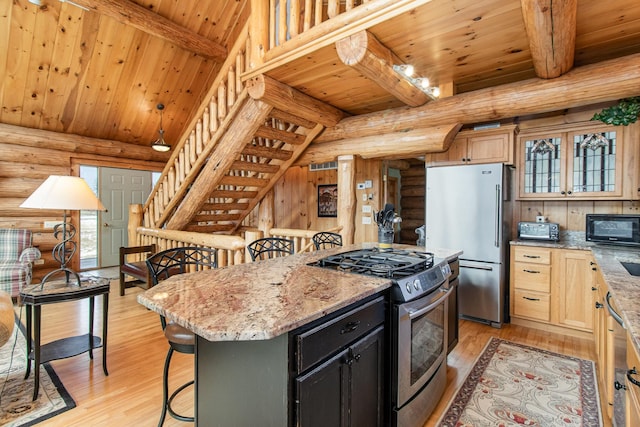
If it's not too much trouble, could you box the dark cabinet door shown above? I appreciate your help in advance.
[349,325,385,427]
[296,347,349,427]
[295,325,385,427]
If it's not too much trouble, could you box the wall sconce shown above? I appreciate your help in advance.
[393,64,440,100]
[151,103,171,152]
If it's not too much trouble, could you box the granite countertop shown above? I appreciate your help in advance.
[137,243,462,342]
[511,231,640,352]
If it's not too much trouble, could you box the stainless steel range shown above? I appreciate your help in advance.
[311,247,452,427]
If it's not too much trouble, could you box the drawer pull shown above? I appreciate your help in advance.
[340,321,361,335]
[522,269,540,274]
[522,296,540,301]
[627,367,640,388]
[523,255,541,259]
[595,302,603,309]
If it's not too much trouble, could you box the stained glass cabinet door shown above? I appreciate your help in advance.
[518,126,625,200]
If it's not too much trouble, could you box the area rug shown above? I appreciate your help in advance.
[439,337,602,427]
[0,320,75,426]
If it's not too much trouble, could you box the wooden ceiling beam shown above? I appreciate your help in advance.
[317,53,640,143]
[297,123,462,165]
[71,0,227,61]
[247,74,345,127]
[521,0,577,79]
[336,30,431,107]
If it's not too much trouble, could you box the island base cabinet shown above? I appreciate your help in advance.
[195,334,289,427]
[296,325,385,427]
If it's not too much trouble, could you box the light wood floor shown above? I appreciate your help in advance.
[5,273,608,427]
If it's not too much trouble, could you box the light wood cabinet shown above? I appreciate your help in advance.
[593,268,613,419]
[425,125,517,166]
[553,250,595,331]
[510,246,552,323]
[510,245,594,333]
[517,123,627,200]
[627,334,640,426]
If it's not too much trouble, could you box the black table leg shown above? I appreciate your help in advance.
[89,296,95,359]
[102,293,109,376]
[24,304,32,380]
[32,305,41,401]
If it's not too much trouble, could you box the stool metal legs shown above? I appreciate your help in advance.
[158,346,194,427]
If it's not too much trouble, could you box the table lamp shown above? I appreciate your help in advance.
[20,175,106,287]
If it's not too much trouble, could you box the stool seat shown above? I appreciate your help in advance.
[164,323,195,347]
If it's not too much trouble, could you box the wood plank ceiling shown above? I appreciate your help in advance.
[1,0,640,150]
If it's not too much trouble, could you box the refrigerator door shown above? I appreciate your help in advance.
[458,260,504,325]
[425,163,503,263]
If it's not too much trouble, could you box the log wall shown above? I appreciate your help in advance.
[0,126,166,281]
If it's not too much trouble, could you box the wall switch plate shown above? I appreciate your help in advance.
[44,221,58,228]
[364,180,373,188]
[536,215,545,223]
[357,183,365,190]
[362,216,372,224]
[362,193,367,201]
[362,205,372,213]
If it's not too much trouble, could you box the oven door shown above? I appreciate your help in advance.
[395,287,450,406]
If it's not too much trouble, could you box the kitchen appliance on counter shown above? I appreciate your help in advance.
[425,163,511,327]
[586,214,640,246]
[517,221,560,241]
[310,247,452,427]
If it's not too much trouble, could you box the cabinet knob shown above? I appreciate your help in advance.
[567,190,572,195]
[591,287,597,291]
[560,191,566,195]
[595,302,603,309]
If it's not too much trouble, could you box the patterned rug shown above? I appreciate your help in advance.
[0,320,75,426]
[439,337,602,426]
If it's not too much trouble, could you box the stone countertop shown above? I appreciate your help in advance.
[511,231,640,353]
[137,243,462,342]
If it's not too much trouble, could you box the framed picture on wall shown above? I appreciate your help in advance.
[318,184,338,217]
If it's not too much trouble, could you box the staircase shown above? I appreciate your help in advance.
[142,27,338,235]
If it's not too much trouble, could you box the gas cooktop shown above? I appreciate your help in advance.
[309,247,451,302]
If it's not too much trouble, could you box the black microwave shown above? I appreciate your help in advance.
[585,214,640,246]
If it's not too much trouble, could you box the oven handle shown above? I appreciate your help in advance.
[606,291,625,328]
[407,287,452,320]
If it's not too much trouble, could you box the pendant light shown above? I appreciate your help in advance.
[151,103,171,152]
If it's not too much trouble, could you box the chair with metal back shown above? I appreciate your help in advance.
[312,232,343,250]
[247,237,294,261]
[146,246,217,427]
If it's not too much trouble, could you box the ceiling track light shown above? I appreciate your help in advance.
[393,64,440,100]
[151,103,171,152]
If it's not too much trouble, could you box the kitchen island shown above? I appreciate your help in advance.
[137,243,461,426]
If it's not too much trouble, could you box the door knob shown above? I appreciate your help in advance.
[103,223,110,227]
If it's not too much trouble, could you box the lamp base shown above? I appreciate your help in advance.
[40,267,81,288]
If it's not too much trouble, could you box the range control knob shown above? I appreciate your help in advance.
[413,279,421,290]
[405,283,412,294]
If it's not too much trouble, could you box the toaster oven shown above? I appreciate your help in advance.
[517,221,559,242]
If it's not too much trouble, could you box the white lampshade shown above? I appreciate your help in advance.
[20,175,106,211]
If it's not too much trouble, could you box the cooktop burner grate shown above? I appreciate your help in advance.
[312,248,435,279]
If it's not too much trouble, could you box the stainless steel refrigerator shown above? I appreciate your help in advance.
[425,163,511,327]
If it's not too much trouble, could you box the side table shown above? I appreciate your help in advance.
[20,277,110,401]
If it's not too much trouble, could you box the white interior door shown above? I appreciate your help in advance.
[99,167,152,267]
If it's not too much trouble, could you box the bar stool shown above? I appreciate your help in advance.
[312,232,343,250]
[146,247,217,426]
[247,237,294,261]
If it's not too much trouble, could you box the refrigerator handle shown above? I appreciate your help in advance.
[494,184,501,247]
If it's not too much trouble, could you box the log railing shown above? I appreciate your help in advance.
[133,227,248,267]
[143,22,251,229]
[129,222,343,268]
[267,0,371,49]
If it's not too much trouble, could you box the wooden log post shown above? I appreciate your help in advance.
[128,204,144,248]
[337,155,356,245]
[249,0,269,69]
[247,74,345,127]
[521,0,577,79]
[336,30,430,107]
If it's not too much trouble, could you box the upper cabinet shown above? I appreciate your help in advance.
[517,123,629,200]
[425,125,517,167]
